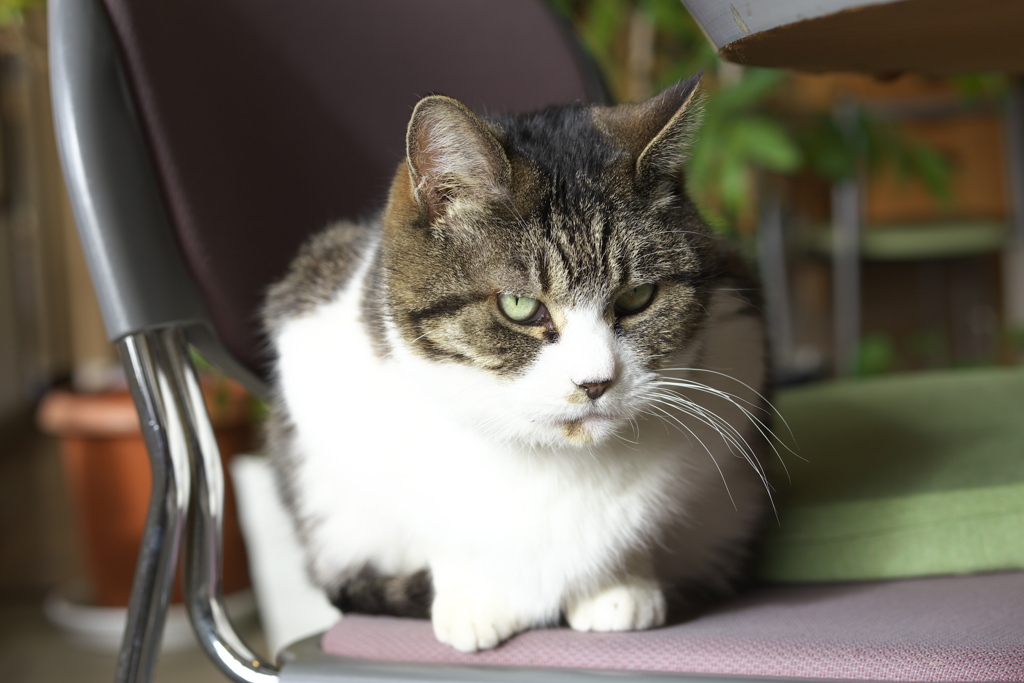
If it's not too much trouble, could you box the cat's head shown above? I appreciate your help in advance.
[380,75,719,449]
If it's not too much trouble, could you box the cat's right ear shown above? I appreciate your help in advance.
[406,96,511,222]
[595,74,703,196]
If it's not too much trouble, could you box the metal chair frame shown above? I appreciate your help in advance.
[51,0,279,679]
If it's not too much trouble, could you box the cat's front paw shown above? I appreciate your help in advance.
[566,581,667,632]
[431,590,523,652]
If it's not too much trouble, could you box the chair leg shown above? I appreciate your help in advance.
[115,332,192,683]
[165,327,279,683]
[117,328,280,683]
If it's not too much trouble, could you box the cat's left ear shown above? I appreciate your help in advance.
[406,95,511,222]
[598,73,703,192]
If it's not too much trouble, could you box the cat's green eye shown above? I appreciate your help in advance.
[498,293,543,323]
[614,284,656,316]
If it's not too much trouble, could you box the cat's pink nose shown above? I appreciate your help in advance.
[577,379,612,400]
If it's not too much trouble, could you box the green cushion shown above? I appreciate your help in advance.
[754,366,1024,583]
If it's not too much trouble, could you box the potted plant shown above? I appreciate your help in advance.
[36,370,255,650]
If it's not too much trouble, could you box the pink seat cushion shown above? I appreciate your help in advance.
[321,571,1024,681]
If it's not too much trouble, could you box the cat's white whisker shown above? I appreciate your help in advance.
[645,402,737,511]
[648,391,755,467]
[646,385,778,512]
[653,378,792,490]
[654,372,801,471]
[659,367,792,429]
[628,417,641,443]
[646,391,768,499]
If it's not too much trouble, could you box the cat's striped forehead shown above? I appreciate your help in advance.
[485,103,704,306]
[487,182,706,315]
[501,202,666,308]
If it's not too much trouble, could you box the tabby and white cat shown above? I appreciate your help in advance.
[263,74,771,653]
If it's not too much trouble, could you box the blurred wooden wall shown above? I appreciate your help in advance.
[0,10,115,431]
[0,10,111,595]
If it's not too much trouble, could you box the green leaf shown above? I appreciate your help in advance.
[685,132,717,190]
[581,0,630,56]
[717,156,749,218]
[730,117,802,172]
[710,69,787,114]
[0,0,37,24]
[695,202,734,235]
[640,0,692,36]
[953,73,1010,103]
[803,115,856,180]
[906,143,954,206]
[856,333,897,376]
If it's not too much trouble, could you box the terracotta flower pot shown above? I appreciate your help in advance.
[37,381,253,607]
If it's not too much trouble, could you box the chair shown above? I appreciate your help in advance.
[50,0,605,680]
[50,0,1024,682]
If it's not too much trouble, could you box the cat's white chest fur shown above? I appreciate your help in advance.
[273,249,768,651]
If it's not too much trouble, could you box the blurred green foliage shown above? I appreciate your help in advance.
[1010,328,1024,364]
[954,73,1012,103]
[550,0,718,92]
[188,346,268,424]
[0,0,39,25]
[798,109,952,203]
[687,68,802,230]
[905,329,950,369]
[854,327,1007,376]
[548,0,958,233]
[854,332,897,376]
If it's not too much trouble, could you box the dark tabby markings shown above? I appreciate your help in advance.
[403,295,487,365]
[614,245,633,289]
[537,251,551,294]
[416,336,473,366]
[550,237,576,289]
[406,295,482,328]
[263,400,312,547]
[330,566,434,619]
[361,249,391,358]
[599,217,614,276]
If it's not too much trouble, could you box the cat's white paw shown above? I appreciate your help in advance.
[566,581,667,632]
[431,590,523,652]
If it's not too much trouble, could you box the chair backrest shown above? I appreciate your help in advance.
[54,0,608,394]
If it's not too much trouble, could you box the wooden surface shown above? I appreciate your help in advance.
[865,113,1009,225]
[686,0,1024,74]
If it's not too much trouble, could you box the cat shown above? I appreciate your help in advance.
[262,73,772,653]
